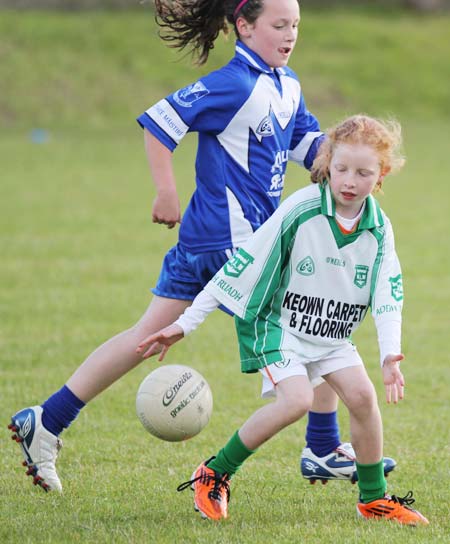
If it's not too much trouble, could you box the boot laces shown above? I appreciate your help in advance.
[177,469,230,501]
[389,490,415,508]
[209,473,230,501]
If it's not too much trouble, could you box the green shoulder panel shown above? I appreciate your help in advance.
[243,195,321,321]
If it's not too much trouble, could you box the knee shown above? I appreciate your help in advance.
[346,382,378,416]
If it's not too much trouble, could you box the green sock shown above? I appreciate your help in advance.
[356,460,387,503]
[207,430,257,477]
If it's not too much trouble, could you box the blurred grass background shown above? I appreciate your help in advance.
[0,3,449,543]
[1,5,449,127]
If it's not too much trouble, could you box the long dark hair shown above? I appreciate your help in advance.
[154,0,264,65]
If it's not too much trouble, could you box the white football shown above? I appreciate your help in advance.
[136,364,213,442]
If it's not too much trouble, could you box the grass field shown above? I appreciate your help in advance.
[1,6,449,544]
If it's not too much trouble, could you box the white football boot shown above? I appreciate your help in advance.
[301,442,396,484]
[9,406,62,492]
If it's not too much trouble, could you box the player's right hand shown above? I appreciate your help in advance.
[382,353,405,404]
[152,190,181,229]
[136,324,184,361]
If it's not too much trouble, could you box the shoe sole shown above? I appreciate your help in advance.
[303,461,396,485]
[8,418,51,492]
[193,501,210,519]
[356,504,427,526]
[305,471,393,485]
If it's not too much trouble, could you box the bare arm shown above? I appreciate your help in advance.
[144,128,181,229]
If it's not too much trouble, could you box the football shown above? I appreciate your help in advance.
[136,364,213,442]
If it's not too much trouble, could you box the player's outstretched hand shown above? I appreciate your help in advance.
[382,353,405,404]
[136,324,184,361]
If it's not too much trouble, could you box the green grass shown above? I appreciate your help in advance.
[1,6,450,544]
[1,123,449,543]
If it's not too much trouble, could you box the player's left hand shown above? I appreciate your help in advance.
[382,353,405,404]
[136,324,184,361]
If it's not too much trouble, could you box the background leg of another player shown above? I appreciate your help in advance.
[41,296,192,436]
[305,381,341,456]
[66,295,192,402]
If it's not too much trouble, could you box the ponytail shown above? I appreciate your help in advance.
[154,0,265,65]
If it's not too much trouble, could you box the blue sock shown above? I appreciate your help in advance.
[41,385,86,436]
[305,411,341,457]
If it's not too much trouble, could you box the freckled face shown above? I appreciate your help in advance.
[239,0,300,68]
[329,143,382,218]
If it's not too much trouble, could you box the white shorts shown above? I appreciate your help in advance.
[259,343,363,398]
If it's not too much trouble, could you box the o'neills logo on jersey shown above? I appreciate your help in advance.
[297,256,315,276]
[223,248,254,278]
[256,115,274,137]
[162,372,193,407]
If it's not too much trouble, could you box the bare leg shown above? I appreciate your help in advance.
[239,375,313,450]
[66,296,192,402]
[325,366,383,463]
[311,381,339,412]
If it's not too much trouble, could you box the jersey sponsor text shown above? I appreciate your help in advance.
[282,291,367,339]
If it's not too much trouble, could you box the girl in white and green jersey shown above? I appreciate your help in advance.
[138,114,429,526]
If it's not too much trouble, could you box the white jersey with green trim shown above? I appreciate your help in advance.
[204,183,403,373]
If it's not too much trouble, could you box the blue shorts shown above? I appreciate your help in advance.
[152,243,235,314]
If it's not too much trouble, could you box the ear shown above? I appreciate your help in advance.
[375,166,391,191]
[236,16,252,38]
[378,166,391,183]
[377,166,391,187]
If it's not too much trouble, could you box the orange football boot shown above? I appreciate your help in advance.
[357,491,429,526]
[177,457,230,520]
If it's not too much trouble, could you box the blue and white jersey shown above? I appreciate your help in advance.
[137,41,323,253]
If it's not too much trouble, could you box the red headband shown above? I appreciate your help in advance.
[234,0,250,19]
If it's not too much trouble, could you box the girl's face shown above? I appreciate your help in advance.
[329,143,384,218]
[237,0,300,68]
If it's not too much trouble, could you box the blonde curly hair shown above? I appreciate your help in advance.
[310,114,405,192]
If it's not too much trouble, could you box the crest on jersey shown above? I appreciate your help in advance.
[223,248,255,278]
[296,256,315,276]
[354,265,369,288]
[389,274,403,301]
[173,81,209,107]
[256,115,274,137]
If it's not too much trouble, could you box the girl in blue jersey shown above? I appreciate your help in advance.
[137,114,429,526]
[9,0,388,493]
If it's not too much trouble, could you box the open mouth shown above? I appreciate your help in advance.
[279,47,291,55]
[341,192,356,199]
